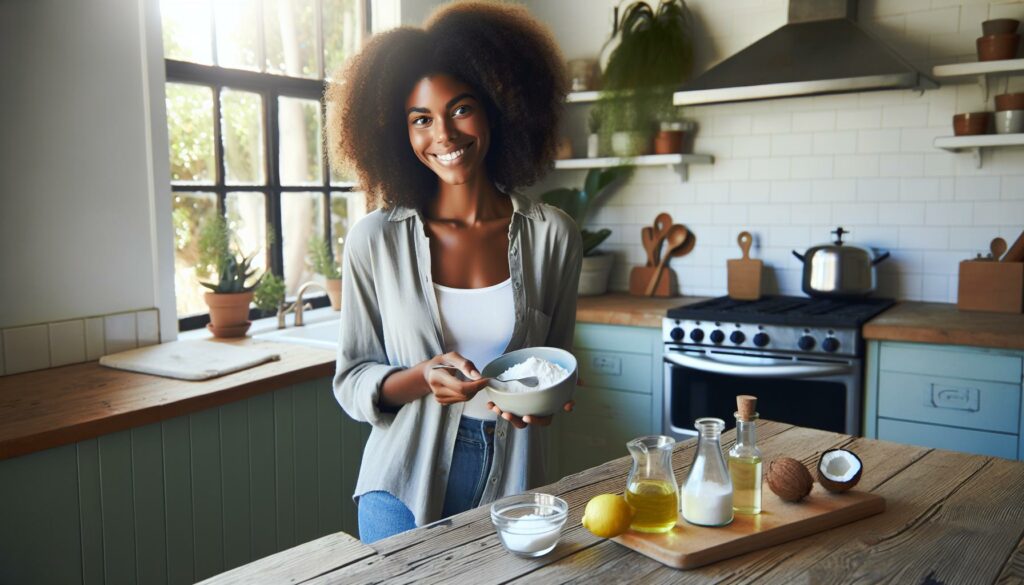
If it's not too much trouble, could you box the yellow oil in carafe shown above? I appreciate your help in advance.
[728,455,762,515]
[625,479,678,533]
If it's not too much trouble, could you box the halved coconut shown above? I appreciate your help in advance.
[817,449,863,492]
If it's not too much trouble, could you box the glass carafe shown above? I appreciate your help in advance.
[625,435,679,533]
[682,418,734,527]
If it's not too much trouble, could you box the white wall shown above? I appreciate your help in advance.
[525,0,1024,302]
[0,0,175,336]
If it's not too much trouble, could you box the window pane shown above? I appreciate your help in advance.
[215,0,260,71]
[161,0,213,65]
[265,0,318,78]
[166,83,216,184]
[323,0,363,78]
[330,191,366,255]
[172,192,218,317]
[221,89,266,185]
[278,97,323,185]
[281,191,325,295]
[225,192,268,277]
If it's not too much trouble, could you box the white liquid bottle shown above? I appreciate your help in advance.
[682,417,734,527]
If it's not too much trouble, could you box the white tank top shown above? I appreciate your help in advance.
[433,278,515,420]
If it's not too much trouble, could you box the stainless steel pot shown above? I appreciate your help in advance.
[792,227,890,298]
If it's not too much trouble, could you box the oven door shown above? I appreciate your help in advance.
[662,346,862,438]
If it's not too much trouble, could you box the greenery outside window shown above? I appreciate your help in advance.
[162,0,368,329]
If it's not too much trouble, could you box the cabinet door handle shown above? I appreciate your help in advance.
[927,384,980,412]
[592,355,622,376]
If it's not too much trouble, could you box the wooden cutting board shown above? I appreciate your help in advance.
[727,231,762,301]
[612,483,885,570]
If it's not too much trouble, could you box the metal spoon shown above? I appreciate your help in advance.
[430,364,539,390]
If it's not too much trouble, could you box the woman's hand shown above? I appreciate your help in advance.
[423,352,491,405]
[486,400,575,429]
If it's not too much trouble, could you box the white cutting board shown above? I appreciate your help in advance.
[99,340,280,381]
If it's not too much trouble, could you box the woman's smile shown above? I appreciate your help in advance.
[431,142,473,166]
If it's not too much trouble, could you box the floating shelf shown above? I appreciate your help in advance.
[553,153,713,179]
[934,133,1024,168]
[931,58,1024,100]
[566,91,600,104]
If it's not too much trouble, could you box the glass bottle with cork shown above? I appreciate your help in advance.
[728,395,763,515]
[682,418,733,527]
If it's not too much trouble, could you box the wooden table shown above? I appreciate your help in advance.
[202,421,1024,584]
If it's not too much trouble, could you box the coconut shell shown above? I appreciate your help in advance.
[766,457,813,502]
[817,449,863,493]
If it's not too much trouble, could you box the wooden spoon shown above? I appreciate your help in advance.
[646,224,689,296]
[990,237,1008,262]
[641,226,656,266]
[651,212,673,265]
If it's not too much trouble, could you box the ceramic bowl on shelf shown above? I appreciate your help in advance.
[982,19,1019,36]
[953,112,992,136]
[995,93,1024,112]
[481,346,577,417]
[977,34,1021,61]
[995,110,1024,134]
[490,493,568,558]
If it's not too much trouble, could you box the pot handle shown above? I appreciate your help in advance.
[872,251,891,265]
[792,250,805,263]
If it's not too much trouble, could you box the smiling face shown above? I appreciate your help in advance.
[405,74,491,186]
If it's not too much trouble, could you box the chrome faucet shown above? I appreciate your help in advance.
[275,281,327,328]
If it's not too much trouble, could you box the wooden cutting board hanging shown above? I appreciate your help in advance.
[727,231,762,301]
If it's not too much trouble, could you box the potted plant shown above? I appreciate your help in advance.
[594,0,694,156]
[254,272,286,319]
[540,166,633,296]
[309,236,342,310]
[196,215,263,337]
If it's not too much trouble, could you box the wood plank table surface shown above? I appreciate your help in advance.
[576,293,708,328]
[863,301,1024,350]
[204,420,1024,584]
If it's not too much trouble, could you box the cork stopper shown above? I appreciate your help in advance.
[736,395,757,422]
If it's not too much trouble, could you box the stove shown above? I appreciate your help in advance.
[661,295,894,438]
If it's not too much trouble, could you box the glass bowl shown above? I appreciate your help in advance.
[490,493,568,558]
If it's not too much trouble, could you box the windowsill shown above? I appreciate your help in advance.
[178,305,341,341]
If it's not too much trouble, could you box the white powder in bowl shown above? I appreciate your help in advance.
[497,356,569,393]
[498,513,562,554]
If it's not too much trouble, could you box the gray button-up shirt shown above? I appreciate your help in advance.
[333,192,583,527]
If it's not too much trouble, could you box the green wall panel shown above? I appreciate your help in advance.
[131,425,167,585]
[219,399,252,569]
[293,380,320,544]
[317,379,344,536]
[274,387,297,550]
[190,408,225,580]
[98,431,136,585]
[162,416,195,585]
[78,439,105,585]
[248,392,278,560]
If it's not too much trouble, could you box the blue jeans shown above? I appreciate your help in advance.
[358,416,495,544]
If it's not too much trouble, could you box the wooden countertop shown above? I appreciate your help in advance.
[576,293,707,328]
[863,301,1024,350]
[0,338,335,460]
[202,420,1024,584]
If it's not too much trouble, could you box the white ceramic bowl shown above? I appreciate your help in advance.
[995,109,1024,134]
[490,493,568,558]
[481,347,578,417]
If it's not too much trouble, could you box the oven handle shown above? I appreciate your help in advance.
[664,352,854,379]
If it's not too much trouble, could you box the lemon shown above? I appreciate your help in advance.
[581,493,635,538]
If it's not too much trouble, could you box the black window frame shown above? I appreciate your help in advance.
[164,0,370,332]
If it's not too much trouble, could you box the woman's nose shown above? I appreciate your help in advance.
[434,117,458,144]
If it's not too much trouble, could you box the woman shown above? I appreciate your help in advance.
[325,2,581,544]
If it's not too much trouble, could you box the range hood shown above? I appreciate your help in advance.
[673,0,937,106]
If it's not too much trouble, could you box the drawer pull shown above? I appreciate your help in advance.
[592,355,622,376]
[927,384,979,412]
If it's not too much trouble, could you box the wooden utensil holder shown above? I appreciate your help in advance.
[629,266,675,297]
[957,261,1024,313]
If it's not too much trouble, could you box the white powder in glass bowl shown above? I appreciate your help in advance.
[497,356,570,393]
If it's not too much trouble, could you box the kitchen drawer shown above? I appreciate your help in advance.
[574,323,656,354]
[879,344,1022,384]
[878,418,1017,460]
[575,349,652,394]
[560,389,654,476]
[878,371,1020,435]
[572,385,653,422]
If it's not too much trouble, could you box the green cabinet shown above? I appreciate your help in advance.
[557,323,664,478]
[865,341,1024,460]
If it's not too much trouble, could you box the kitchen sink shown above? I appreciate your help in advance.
[253,318,340,350]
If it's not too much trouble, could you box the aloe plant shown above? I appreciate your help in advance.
[196,214,263,294]
[540,166,633,256]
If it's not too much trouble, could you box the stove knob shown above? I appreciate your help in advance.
[730,331,745,345]
[822,337,840,353]
[670,327,685,342]
[798,335,816,351]
[689,329,704,342]
[710,330,725,344]
[753,332,770,347]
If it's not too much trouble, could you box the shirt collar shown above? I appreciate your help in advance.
[385,191,544,222]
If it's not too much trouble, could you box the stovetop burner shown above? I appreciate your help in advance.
[667,295,895,328]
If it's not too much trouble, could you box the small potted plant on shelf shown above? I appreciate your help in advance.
[196,215,263,337]
[540,166,633,296]
[309,236,342,310]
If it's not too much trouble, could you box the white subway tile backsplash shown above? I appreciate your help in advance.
[899,226,950,249]
[790,204,833,225]
[770,180,812,202]
[746,204,792,225]
[881,103,929,128]
[790,156,834,179]
[733,135,771,158]
[837,108,883,130]
[858,129,903,153]
[905,5,959,35]
[751,113,792,134]
[812,131,858,155]
[729,181,771,202]
[880,154,925,177]
[900,127,945,152]
[1002,176,1024,199]
[713,205,749,225]
[792,111,836,132]
[714,114,753,136]
[921,274,950,303]
[834,202,880,225]
[137,310,159,346]
[104,313,138,355]
[857,178,902,201]
[835,154,880,178]
[954,176,1001,200]
[712,158,751,181]
[85,317,105,361]
[812,179,858,201]
[695,182,730,203]
[925,202,973,225]
[3,326,50,375]
[853,226,902,249]
[48,320,86,368]
[974,201,1024,226]
[750,158,791,180]
[771,133,813,156]
[878,202,926,225]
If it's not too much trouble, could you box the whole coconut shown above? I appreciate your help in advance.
[767,457,814,502]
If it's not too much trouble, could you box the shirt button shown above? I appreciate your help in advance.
[490,477,497,484]
[513,281,521,290]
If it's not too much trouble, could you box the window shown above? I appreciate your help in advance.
[162,0,368,327]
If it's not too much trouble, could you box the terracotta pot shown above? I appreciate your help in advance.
[977,34,1020,61]
[653,130,685,155]
[982,19,1019,36]
[995,92,1024,112]
[952,112,991,136]
[325,278,342,311]
[204,291,254,337]
[555,137,573,160]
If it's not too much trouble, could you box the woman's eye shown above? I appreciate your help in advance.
[452,105,471,117]
[412,116,430,127]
